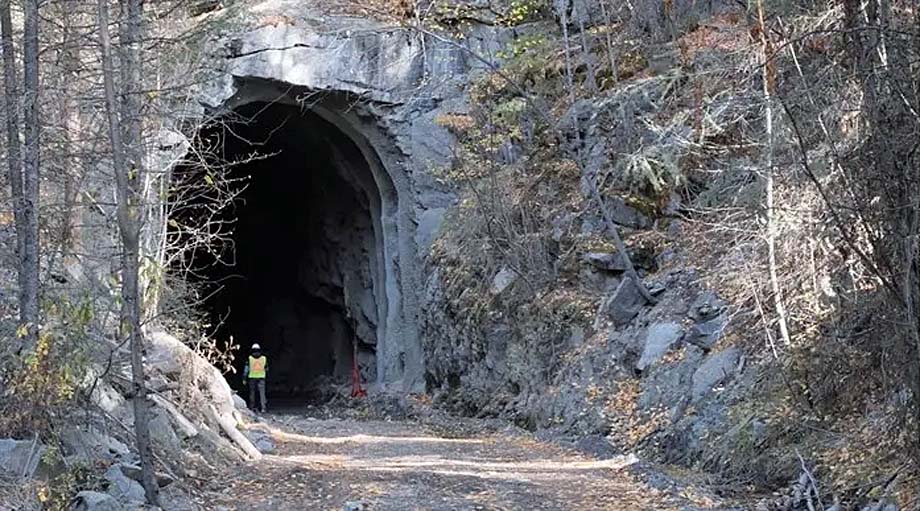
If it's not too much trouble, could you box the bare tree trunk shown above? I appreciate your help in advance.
[597,0,618,85]
[557,0,575,94]
[20,0,41,347]
[60,12,83,256]
[902,205,920,443]
[557,3,654,303]
[574,4,597,93]
[756,0,791,346]
[0,0,26,350]
[98,0,159,504]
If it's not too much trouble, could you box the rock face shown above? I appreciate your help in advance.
[0,438,44,478]
[637,322,682,372]
[684,315,726,350]
[691,348,741,402]
[52,329,262,508]
[597,278,648,327]
[424,263,752,469]
[195,3,511,390]
[71,491,123,511]
[104,464,146,504]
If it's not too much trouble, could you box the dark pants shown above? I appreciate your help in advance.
[248,378,267,411]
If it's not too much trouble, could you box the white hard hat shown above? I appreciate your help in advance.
[251,343,261,350]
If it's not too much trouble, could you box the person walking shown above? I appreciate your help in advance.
[243,343,268,413]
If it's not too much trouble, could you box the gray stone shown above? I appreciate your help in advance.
[60,427,131,465]
[656,248,685,270]
[343,501,371,511]
[684,316,726,350]
[606,196,651,229]
[636,322,682,371]
[90,382,130,422]
[157,484,200,511]
[862,502,899,511]
[573,435,619,459]
[490,267,516,295]
[415,207,446,252]
[691,348,741,402]
[0,438,44,478]
[639,346,704,411]
[689,292,726,321]
[568,327,585,348]
[104,464,146,503]
[71,491,124,511]
[598,278,648,327]
[583,252,630,272]
[149,409,182,459]
[232,393,248,410]
[189,0,221,17]
[254,436,276,455]
[117,463,176,488]
[583,248,657,273]
[242,427,278,455]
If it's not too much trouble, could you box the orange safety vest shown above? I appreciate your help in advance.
[248,355,267,379]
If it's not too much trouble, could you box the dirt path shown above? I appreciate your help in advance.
[204,409,724,510]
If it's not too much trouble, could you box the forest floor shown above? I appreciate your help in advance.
[196,399,729,511]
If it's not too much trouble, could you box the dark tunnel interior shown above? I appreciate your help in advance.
[175,102,383,403]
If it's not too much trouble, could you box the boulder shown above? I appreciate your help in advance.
[583,252,630,273]
[583,248,657,274]
[149,394,198,440]
[148,408,183,460]
[232,393,248,410]
[636,322,683,371]
[254,436,276,455]
[90,382,131,423]
[243,429,276,455]
[116,463,176,488]
[691,348,741,402]
[104,464,146,504]
[684,316,725,350]
[597,278,648,327]
[70,491,124,511]
[60,427,132,465]
[0,438,44,478]
[689,292,726,321]
[606,196,651,229]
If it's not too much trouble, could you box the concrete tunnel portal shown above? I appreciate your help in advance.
[180,97,417,402]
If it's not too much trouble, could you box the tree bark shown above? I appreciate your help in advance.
[0,0,26,351]
[20,0,41,347]
[597,0,618,85]
[97,0,159,504]
[59,10,83,256]
[756,0,791,346]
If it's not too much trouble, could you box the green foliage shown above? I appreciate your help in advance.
[35,454,104,511]
[498,0,547,26]
[489,34,555,93]
[0,298,92,438]
[618,148,685,199]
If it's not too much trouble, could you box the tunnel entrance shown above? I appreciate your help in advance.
[180,101,389,401]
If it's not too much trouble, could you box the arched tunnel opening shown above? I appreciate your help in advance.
[175,101,391,404]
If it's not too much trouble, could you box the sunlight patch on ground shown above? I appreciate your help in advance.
[270,429,487,446]
[275,452,640,483]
